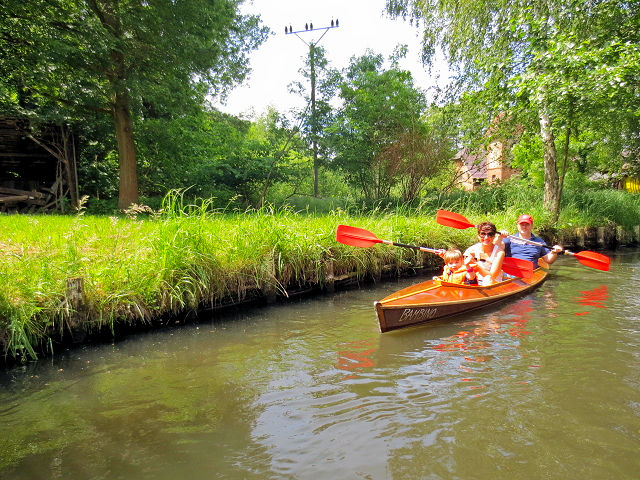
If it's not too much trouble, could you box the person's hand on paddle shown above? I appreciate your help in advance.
[463,253,476,266]
[551,245,563,254]
[435,249,446,258]
[495,230,509,245]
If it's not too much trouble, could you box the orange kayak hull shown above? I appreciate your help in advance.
[375,268,549,332]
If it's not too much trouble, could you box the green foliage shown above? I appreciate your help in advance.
[560,187,640,229]
[386,0,640,219]
[0,0,269,206]
[327,52,430,199]
[511,132,545,187]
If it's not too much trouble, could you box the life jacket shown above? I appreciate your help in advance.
[439,264,477,285]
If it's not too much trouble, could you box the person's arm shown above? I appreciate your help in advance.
[496,231,509,246]
[488,249,505,281]
[542,245,563,265]
[473,252,500,280]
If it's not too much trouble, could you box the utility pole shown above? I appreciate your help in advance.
[285,19,339,197]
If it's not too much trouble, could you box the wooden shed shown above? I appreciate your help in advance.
[0,117,78,212]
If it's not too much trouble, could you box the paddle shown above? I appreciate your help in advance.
[563,250,611,271]
[336,224,534,278]
[336,224,442,254]
[436,209,611,271]
[495,256,534,278]
[436,209,477,230]
[495,233,610,271]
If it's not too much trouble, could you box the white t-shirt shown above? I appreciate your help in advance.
[464,243,504,285]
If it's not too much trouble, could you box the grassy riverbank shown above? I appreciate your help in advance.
[2,186,640,362]
[0,203,459,361]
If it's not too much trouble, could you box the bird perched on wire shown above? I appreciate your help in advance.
[310,22,313,29]
[305,23,308,30]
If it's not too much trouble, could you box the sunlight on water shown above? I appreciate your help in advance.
[1,252,640,479]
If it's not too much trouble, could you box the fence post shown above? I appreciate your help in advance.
[576,228,585,248]
[324,260,336,293]
[65,277,87,342]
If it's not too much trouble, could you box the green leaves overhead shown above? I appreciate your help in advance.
[0,0,269,207]
[386,0,640,220]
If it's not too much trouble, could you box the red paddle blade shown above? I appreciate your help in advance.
[503,257,534,278]
[436,210,476,230]
[336,224,383,248]
[572,251,610,271]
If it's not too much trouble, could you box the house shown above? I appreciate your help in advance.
[454,140,519,191]
[454,113,521,191]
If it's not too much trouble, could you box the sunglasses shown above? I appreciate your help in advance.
[478,232,495,237]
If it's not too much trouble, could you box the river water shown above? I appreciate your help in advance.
[1,251,639,479]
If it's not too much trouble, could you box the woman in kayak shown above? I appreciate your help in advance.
[463,222,506,285]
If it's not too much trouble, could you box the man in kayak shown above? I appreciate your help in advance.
[501,214,563,265]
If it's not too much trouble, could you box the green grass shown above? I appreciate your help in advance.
[2,185,639,362]
[0,205,465,361]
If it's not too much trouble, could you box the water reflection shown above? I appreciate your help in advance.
[434,299,534,351]
[335,339,377,379]
[575,285,609,315]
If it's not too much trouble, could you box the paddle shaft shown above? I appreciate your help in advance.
[506,235,609,270]
[506,234,546,247]
[380,240,441,254]
[508,234,583,254]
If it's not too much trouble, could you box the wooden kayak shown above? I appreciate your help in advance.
[375,267,549,332]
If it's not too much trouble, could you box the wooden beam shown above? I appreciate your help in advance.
[0,187,46,198]
[0,195,30,203]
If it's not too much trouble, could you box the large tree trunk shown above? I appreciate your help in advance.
[538,103,560,222]
[90,0,139,210]
[113,88,139,209]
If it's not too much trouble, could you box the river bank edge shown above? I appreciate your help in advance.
[1,222,637,368]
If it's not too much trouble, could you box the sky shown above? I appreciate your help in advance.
[212,0,450,118]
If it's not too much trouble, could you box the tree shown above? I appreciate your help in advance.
[186,108,308,208]
[0,0,268,208]
[328,52,428,199]
[386,0,640,221]
[382,124,453,202]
